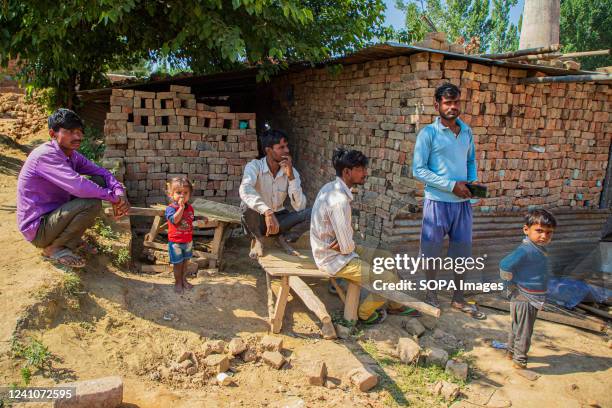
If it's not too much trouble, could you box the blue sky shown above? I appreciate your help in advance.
[384,0,525,30]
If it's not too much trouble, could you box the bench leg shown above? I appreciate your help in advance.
[344,282,360,323]
[330,278,346,303]
[144,215,162,242]
[265,272,275,324]
[271,276,290,333]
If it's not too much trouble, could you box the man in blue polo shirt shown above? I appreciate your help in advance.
[412,82,486,319]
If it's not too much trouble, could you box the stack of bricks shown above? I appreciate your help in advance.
[103,85,257,205]
[269,51,612,243]
[414,32,466,54]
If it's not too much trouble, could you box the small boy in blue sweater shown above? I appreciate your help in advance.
[499,209,557,369]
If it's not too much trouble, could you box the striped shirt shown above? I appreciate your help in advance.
[310,177,357,275]
[239,157,307,214]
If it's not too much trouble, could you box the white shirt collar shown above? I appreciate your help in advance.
[336,177,353,201]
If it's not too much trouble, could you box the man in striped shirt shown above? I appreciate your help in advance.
[311,148,410,323]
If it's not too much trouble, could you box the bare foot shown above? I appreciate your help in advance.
[249,238,263,259]
[183,279,193,290]
[174,282,184,294]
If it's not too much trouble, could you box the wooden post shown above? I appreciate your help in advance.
[289,276,337,339]
[480,44,561,59]
[145,215,162,242]
[344,282,360,322]
[330,278,347,303]
[271,276,290,333]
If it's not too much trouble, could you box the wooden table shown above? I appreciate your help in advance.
[119,198,241,272]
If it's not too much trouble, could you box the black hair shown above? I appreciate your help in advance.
[435,82,461,102]
[261,128,288,150]
[332,147,368,177]
[525,209,557,228]
[48,108,84,132]
[167,177,193,195]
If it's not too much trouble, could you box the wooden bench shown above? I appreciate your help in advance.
[258,241,440,339]
[112,198,241,272]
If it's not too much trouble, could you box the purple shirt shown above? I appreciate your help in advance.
[16,139,124,241]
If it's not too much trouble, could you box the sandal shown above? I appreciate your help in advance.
[77,241,98,255]
[43,248,86,269]
[388,307,422,317]
[451,301,486,320]
[361,308,388,325]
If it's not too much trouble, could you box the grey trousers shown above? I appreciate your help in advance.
[240,203,311,242]
[31,176,105,250]
[508,298,539,364]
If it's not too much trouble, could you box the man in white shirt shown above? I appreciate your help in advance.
[239,129,311,258]
[311,148,415,324]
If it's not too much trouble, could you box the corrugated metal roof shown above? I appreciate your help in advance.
[77,42,600,99]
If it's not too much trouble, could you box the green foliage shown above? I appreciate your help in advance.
[62,272,82,297]
[1,0,387,106]
[20,367,31,385]
[11,337,52,384]
[113,247,131,267]
[78,126,105,163]
[361,339,465,407]
[92,218,118,240]
[395,0,520,53]
[560,0,612,70]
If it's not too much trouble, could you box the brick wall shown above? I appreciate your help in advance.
[268,51,612,243]
[103,85,258,205]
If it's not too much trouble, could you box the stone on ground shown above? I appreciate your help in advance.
[396,337,420,364]
[204,354,230,373]
[228,337,247,355]
[445,359,468,380]
[207,339,226,354]
[303,360,327,386]
[262,351,286,369]
[216,372,234,386]
[402,318,426,337]
[241,347,258,362]
[425,347,449,367]
[53,376,123,408]
[261,335,283,351]
[347,367,378,392]
[433,380,460,401]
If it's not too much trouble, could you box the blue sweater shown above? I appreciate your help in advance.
[412,117,477,202]
[499,238,549,293]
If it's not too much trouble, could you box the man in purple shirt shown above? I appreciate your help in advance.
[16,109,130,268]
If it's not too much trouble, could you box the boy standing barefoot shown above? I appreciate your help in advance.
[499,209,557,369]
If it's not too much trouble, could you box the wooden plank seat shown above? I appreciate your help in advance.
[258,241,442,339]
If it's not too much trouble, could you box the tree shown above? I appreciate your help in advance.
[560,0,611,70]
[395,0,520,53]
[0,0,387,107]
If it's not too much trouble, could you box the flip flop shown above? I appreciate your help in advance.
[361,308,388,325]
[451,301,486,320]
[388,307,422,317]
[43,248,86,269]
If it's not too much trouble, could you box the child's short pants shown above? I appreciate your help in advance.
[168,241,193,264]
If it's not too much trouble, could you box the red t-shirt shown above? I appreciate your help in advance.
[165,203,194,243]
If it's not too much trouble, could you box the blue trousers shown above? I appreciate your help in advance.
[419,199,473,300]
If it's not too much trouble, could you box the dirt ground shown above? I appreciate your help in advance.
[0,109,611,408]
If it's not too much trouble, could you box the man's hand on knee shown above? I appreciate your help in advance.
[113,196,131,217]
[264,210,280,236]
